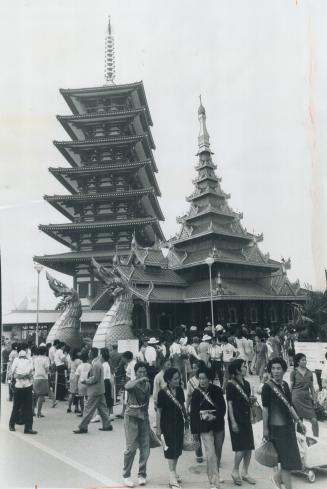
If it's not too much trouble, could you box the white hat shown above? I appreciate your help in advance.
[39,342,46,347]
[190,325,198,331]
[202,335,212,342]
[148,337,159,345]
[18,350,27,357]
[215,324,223,331]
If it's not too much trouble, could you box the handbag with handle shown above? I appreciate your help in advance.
[254,439,278,467]
[183,427,197,451]
[250,401,263,424]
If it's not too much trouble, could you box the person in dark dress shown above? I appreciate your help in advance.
[227,359,255,486]
[190,366,226,489]
[262,357,306,489]
[156,367,186,489]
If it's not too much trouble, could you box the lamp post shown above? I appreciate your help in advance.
[34,263,43,346]
[205,256,215,336]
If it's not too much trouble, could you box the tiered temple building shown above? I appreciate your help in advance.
[6,18,306,341]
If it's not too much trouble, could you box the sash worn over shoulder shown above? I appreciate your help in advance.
[266,380,293,417]
[165,388,185,423]
[228,379,250,404]
[195,387,218,409]
[189,377,197,392]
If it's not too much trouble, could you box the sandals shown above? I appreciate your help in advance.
[242,475,256,485]
[231,474,243,486]
[169,483,181,489]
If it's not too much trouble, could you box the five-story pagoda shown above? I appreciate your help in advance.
[34,19,164,308]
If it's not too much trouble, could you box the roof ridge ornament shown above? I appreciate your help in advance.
[104,16,116,85]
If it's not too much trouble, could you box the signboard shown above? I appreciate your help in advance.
[118,339,140,358]
[294,342,327,370]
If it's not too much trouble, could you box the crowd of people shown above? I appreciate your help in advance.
[2,322,327,489]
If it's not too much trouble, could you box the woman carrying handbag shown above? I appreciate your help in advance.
[261,357,306,489]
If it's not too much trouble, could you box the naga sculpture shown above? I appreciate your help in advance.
[46,272,82,349]
[91,258,134,348]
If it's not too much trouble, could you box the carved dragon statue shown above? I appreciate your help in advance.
[46,272,82,349]
[91,258,134,348]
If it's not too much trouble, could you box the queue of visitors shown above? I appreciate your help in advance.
[2,322,327,489]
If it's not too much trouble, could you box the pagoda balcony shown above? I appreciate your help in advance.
[192,175,219,184]
[53,134,157,171]
[195,161,217,171]
[44,187,164,221]
[57,108,155,149]
[49,160,161,197]
[39,216,165,248]
[59,82,153,125]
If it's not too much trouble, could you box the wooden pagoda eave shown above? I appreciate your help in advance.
[171,256,281,272]
[39,216,164,238]
[44,188,165,221]
[59,81,153,125]
[39,219,165,247]
[57,109,155,149]
[186,189,229,202]
[53,135,157,171]
[49,161,161,197]
[185,208,236,222]
[172,228,253,246]
[183,294,306,303]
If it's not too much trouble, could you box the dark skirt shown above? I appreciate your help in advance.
[163,427,184,459]
[228,419,254,452]
[269,424,302,471]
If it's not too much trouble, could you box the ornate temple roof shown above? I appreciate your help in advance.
[57,108,155,149]
[44,187,164,221]
[49,161,161,196]
[53,135,157,171]
[60,81,153,125]
[39,217,164,248]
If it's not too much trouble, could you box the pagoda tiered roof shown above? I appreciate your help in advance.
[44,187,164,221]
[53,135,157,171]
[39,217,164,248]
[57,108,155,149]
[59,81,153,124]
[167,245,279,271]
[49,161,161,196]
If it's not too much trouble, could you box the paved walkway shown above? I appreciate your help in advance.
[1,375,327,488]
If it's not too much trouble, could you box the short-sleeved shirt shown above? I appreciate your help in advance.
[222,343,236,362]
[226,379,251,424]
[261,381,293,426]
[125,360,136,381]
[34,355,50,380]
[290,368,313,391]
[157,387,185,432]
[125,381,151,420]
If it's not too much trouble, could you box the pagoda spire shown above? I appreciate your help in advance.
[197,95,212,155]
[104,16,116,85]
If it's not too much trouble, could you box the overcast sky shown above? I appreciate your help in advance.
[1,0,327,314]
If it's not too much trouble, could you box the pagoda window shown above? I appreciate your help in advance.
[77,282,90,299]
[287,308,294,322]
[250,307,258,324]
[228,307,237,325]
[270,306,277,323]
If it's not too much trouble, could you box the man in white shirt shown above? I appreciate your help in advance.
[137,338,158,395]
[208,336,223,386]
[221,335,238,393]
[54,342,67,401]
[9,350,36,434]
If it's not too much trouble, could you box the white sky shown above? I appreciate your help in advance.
[1,0,327,314]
